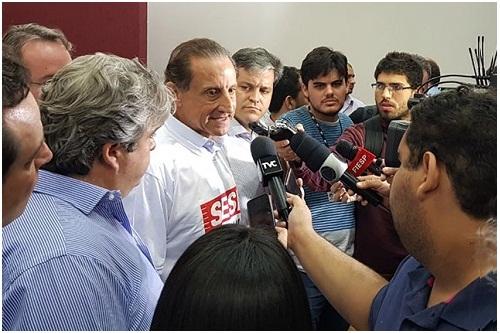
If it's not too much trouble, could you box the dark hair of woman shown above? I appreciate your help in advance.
[151,224,312,330]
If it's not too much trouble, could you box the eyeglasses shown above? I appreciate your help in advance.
[371,82,413,93]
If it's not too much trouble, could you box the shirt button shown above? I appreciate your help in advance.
[108,193,115,200]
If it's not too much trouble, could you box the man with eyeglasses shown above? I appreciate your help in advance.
[3,23,72,100]
[293,51,423,281]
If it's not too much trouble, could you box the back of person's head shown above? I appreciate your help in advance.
[2,46,30,177]
[232,47,283,84]
[268,66,301,113]
[3,22,72,60]
[427,58,441,84]
[40,53,174,176]
[164,38,233,91]
[301,46,348,86]
[406,87,496,220]
[374,51,423,88]
[151,224,312,330]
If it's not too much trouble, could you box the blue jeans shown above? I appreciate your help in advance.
[300,271,349,330]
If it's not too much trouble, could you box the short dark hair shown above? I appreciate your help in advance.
[374,51,423,88]
[151,224,312,330]
[232,47,283,84]
[164,38,233,90]
[2,47,30,178]
[300,47,348,86]
[406,87,496,219]
[268,66,301,113]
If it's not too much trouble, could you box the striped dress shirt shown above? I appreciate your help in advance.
[2,170,163,331]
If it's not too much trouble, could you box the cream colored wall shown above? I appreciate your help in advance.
[148,2,496,103]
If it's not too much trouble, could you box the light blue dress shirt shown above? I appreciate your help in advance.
[2,170,163,330]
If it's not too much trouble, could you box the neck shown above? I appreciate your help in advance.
[422,213,494,307]
[309,106,339,122]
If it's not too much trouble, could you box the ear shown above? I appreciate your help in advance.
[415,151,440,201]
[301,82,309,100]
[285,95,296,110]
[101,143,123,173]
[166,82,182,108]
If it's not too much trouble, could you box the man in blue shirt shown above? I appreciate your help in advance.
[2,53,175,330]
[284,87,496,330]
[276,46,355,330]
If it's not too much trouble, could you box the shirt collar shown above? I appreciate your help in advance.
[34,169,119,215]
[404,261,497,330]
[166,116,219,153]
[227,118,254,142]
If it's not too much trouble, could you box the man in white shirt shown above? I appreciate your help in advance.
[340,63,366,116]
[124,38,241,281]
[224,47,282,225]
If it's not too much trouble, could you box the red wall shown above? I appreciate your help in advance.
[2,2,147,64]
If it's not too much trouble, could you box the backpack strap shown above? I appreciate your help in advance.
[363,115,384,158]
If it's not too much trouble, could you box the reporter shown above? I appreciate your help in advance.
[287,87,496,330]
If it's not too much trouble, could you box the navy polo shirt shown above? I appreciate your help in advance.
[370,256,496,330]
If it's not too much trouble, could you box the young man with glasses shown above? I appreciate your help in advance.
[293,51,423,281]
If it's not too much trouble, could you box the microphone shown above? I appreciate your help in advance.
[385,120,410,168]
[250,136,290,223]
[335,140,382,176]
[289,132,383,207]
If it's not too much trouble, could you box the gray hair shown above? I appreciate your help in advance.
[40,53,175,176]
[3,23,73,61]
[164,38,233,91]
[232,47,283,84]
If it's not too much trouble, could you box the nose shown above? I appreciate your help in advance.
[220,89,235,114]
[35,142,53,169]
[381,86,392,99]
[249,89,261,104]
[325,84,335,96]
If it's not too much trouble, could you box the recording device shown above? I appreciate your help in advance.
[285,169,304,198]
[249,119,297,141]
[247,193,275,228]
[385,120,410,168]
[250,136,290,223]
[335,140,382,176]
[289,132,383,207]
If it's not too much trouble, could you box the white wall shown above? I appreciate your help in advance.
[148,2,497,103]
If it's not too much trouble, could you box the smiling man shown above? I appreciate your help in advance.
[124,38,242,281]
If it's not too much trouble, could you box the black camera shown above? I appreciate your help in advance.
[249,120,297,141]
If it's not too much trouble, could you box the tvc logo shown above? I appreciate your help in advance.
[262,160,278,169]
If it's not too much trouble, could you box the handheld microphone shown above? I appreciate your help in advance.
[385,120,410,168]
[289,132,383,207]
[250,136,290,223]
[336,140,382,176]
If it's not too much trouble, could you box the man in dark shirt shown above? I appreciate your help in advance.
[285,87,496,330]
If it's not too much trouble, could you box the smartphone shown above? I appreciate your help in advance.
[247,193,275,228]
[285,169,304,198]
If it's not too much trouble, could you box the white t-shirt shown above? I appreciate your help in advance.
[123,117,241,281]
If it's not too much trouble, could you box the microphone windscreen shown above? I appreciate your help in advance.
[335,140,356,160]
[289,132,331,172]
[250,136,277,163]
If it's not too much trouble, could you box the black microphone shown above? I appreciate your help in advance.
[289,132,383,207]
[336,140,382,176]
[385,120,410,168]
[250,136,290,223]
